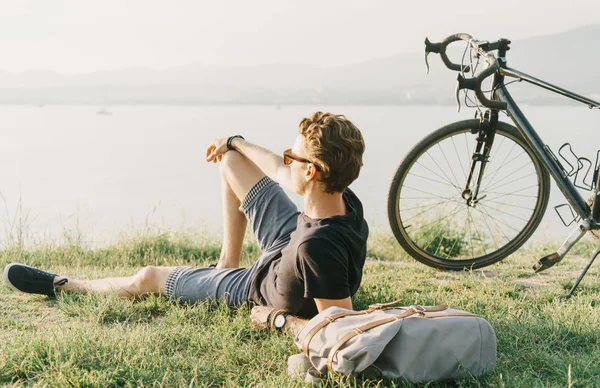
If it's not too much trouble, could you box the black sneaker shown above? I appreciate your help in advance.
[3,263,67,296]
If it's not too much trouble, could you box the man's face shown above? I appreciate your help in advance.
[290,134,309,195]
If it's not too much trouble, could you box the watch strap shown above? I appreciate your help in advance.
[269,309,288,330]
[226,135,245,150]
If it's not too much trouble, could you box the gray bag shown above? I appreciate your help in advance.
[288,300,496,383]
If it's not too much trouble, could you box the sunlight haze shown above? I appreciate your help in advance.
[1,0,598,74]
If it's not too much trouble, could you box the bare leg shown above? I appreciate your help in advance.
[50,153,264,297]
[54,266,177,299]
[217,151,266,269]
[40,154,263,297]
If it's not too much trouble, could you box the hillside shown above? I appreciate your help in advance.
[0,25,598,105]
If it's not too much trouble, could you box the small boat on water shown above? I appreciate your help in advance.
[97,108,112,115]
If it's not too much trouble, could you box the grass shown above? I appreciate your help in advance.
[1,230,599,387]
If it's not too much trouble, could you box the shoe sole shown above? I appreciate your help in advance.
[3,263,42,293]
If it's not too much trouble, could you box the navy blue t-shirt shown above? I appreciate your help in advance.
[248,189,368,318]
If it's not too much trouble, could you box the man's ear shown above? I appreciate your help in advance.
[304,164,319,182]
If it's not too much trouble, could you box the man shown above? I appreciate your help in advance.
[3,111,368,335]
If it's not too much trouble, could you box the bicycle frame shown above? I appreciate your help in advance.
[489,66,600,225]
[421,34,600,295]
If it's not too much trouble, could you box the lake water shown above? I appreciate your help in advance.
[1,102,599,247]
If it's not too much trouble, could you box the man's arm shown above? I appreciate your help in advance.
[314,297,352,312]
[282,297,353,336]
[206,136,292,191]
[250,297,353,337]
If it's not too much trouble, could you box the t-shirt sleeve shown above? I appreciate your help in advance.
[296,239,351,300]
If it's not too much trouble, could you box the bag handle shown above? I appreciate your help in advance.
[366,298,405,310]
[301,298,404,357]
[302,310,370,357]
[326,305,448,373]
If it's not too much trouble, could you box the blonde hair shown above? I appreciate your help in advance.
[298,112,365,193]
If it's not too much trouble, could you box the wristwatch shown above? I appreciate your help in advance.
[271,310,288,330]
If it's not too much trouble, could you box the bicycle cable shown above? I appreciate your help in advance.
[467,79,521,115]
[460,43,485,115]
[486,79,522,117]
[460,45,522,114]
[460,42,469,78]
[481,79,522,93]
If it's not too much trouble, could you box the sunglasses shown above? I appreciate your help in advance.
[283,148,321,171]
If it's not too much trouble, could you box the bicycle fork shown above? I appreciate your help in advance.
[462,110,498,207]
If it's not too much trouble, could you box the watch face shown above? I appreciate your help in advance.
[274,314,286,328]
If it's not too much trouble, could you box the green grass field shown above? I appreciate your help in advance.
[1,230,599,387]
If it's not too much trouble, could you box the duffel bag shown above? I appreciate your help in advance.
[288,300,496,383]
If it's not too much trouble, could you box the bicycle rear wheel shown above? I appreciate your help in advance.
[387,119,550,270]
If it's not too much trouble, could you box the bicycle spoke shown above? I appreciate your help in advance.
[390,124,548,268]
[484,164,537,192]
[420,206,468,254]
[476,204,514,243]
[423,226,445,251]
[477,203,522,234]
[451,136,468,182]
[477,199,534,211]
[480,142,519,190]
[481,205,510,244]
[466,208,477,259]
[406,172,459,188]
[481,151,528,192]
[437,143,462,190]
[485,184,540,200]
[445,215,466,258]
[425,151,461,192]
[401,185,455,200]
[484,172,537,192]
[486,192,538,199]
[464,133,472,162]
[400,201,458,212]
[477,202,529,223]
[415,160,459,189]
[401,198,458,223]
[475,206,500,250]
[486,135,506,167]
[401,196,460,200]
[408,202,464,234]
[482,150,525,184]
[433,226,450,256]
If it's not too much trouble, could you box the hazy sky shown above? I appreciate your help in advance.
[1,0,598,74]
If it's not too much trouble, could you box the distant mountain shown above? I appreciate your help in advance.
[0,25,598,105]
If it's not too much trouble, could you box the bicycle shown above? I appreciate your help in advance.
[387,33,600,297]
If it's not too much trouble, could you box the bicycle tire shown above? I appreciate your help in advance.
[387,119,550,270]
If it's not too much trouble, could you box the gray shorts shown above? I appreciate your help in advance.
[164,176,299,307]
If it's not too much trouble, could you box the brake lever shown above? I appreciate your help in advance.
[455,84,461,112]
[424,37,441,74]
[455,74,477,112]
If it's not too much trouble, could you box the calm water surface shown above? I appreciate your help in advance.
[1,103,599,247]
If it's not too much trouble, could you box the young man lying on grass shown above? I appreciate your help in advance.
[3,112,368,336]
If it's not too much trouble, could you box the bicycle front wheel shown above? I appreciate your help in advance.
[387,119,550,270]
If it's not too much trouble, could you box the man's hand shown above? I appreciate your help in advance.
[250,305,275,330]
[251,306,309,337]
[205,138,229,163]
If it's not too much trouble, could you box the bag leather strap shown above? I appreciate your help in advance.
[301,299,406,357]
[366,298,405,310]
[301,310,371,357]
[301,302,451,373]
[326,305,449,373]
